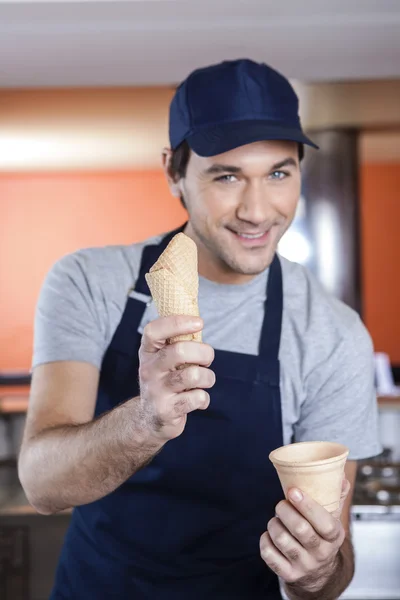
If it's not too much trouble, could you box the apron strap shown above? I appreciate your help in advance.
[257,254,283,385]
[134,223,187,295]
[107,223,187,355]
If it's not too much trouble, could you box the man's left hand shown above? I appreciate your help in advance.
[260,478,350,590]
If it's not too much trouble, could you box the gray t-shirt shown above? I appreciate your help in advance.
[33,233,382,461]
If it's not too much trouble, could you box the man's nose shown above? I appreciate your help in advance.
[236,181,276,225]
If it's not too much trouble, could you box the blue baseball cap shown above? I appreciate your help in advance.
[169,58,318,157]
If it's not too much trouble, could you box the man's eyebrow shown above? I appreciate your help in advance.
[271,157,298,170]
[203,164,242,175]
[203,157,298,176]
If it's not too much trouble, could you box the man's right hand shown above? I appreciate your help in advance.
[138,316,215,442]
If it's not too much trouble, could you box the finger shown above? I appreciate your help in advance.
[172,389,210,417]
[166,366,216,393]
[267,516,306,565]
[287,488,342,544]
[142,316,203,353]
[157,341,215,371]
[260,532,293,581]
[274,500,322,553]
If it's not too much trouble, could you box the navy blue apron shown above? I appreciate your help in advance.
[51,225,285,599]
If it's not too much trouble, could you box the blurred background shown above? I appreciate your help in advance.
[0,1,400,598]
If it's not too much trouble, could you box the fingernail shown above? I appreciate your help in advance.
[289,489,303,503]
[191,318,203,328]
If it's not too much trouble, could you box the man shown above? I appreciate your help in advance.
[19,59,381,599]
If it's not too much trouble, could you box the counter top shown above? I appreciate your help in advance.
[0,483,71,517]
[2,386,400,414]
[377,395,400,409]
[0,473,397,518]
[0,466,71,517]
[0,385,30,413]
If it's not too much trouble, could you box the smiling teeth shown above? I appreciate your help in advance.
[238,232,265,239]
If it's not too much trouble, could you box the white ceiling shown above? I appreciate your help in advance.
[0,0,400,88]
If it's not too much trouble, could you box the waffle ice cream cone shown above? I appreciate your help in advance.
[269,441,349,512]
[145,233,201,343]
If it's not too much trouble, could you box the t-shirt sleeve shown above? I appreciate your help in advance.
[294,317,382,460]
[32,252,106,370]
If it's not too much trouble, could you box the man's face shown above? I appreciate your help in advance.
[170,140,301,282]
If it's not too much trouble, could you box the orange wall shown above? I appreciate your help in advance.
[0,171,186,370]
[360,162,400,363]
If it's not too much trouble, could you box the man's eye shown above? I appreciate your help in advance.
[215,175,238,183]
[270,170,288,180]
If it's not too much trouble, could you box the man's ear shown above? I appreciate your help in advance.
[162,148,183,198]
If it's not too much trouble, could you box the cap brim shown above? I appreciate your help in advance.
[186,120,319,157]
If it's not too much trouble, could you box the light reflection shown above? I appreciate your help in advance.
[313,200,339,294]
[278,194,312,265]
[278,229,312,264]
[0,130,158,170]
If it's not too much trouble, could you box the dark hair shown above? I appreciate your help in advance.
[169,140,304,184]
[169,140,192,182]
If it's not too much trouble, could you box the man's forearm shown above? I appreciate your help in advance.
[19,397,163,514]
[283,536,355,600]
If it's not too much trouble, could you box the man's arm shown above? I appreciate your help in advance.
[18,360,161,514]
[19,316,214,515]
[260,461,357,600]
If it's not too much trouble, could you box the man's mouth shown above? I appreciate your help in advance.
[228,227,271,246]
[237,232,265,239]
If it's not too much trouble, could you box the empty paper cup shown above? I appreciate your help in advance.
[269,441,349,512]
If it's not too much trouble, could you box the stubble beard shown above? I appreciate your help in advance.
[190,219,279,277]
